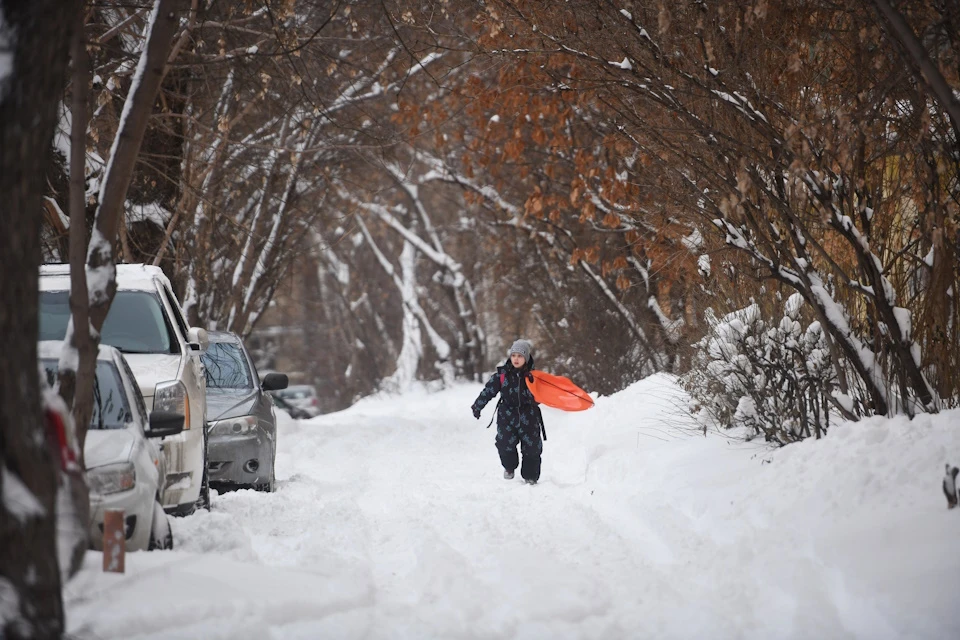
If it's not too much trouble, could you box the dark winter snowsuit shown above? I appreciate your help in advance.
[471,358,544,482]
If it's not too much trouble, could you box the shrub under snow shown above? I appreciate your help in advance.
[683,294,843,444]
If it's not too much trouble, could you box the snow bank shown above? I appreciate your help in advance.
[64,374,960,639]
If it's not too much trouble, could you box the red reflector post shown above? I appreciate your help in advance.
[103,509,126,573]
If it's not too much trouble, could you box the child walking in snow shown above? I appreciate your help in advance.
[471,339,545,485]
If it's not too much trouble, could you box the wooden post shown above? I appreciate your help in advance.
[102,509,125,573]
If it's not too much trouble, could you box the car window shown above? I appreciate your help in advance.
[117,353,148,426]
[40,290,179,355]
[41,359,133,430]
[202,342,254,389]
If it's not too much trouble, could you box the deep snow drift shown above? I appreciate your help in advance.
[64,374,960,639]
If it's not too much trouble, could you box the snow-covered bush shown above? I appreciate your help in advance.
[683,294,839,445]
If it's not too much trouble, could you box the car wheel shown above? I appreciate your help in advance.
[195,428,211,511]
[147,500,173,550]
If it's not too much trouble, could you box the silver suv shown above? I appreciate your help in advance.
[39,264,210,515]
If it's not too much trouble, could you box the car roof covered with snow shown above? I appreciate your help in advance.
[40,263,173,293]
[38,339,123,363]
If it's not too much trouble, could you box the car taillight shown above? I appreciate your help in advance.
[311,398,318,406]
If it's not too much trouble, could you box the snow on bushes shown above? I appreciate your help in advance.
[683,293,842,444]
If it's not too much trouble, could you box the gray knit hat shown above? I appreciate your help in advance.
[507,339,532,361]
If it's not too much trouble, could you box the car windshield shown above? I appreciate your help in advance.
[41,359,132,430]
[40,290,176,354]
[202,342,253,389]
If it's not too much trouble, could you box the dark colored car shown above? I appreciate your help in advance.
[271,384,321,417]
[269,392,312,420]
[201,331,288,492]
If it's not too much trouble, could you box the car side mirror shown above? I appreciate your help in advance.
[261,372,289,392]
[145,410,184,438]
[187,327,208,353]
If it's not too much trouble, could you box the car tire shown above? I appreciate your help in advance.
[195,427,211,511]
[147,500,173,550]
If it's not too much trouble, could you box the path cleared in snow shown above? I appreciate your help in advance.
[64,374,960,639]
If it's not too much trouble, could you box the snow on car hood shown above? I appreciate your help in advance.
[84,428,137,470]
[123,353,182,399]
[206,389,258,422]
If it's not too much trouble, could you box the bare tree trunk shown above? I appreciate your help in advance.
[386,162,487,380]
[57,16,96,469]
[224,116,292,331]
[51,16,94,582]
[0,1,84,637]
[118,213,133,263]
[151,205,181,265]
[801,172,937,413]
[67,0,183,455]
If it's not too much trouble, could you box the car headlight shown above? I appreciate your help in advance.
[209,415,258,437]
[155,380,191,429]
[87,462,136,495]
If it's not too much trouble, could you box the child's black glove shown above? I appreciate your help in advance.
[472,406,481,419]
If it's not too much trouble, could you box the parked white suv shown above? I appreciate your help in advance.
[39,264,210,515]
[39,341,184,550]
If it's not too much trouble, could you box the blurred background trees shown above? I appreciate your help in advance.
[39,0,959,427]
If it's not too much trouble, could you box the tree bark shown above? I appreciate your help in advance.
[69,0,183,456]
[58,15,96,468]
[0,1,84,637]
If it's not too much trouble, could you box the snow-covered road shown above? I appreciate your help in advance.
[65,375,960,639]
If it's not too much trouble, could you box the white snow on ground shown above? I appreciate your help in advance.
[64,373,960,639]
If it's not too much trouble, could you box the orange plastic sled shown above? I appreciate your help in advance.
[527,371,594,411]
